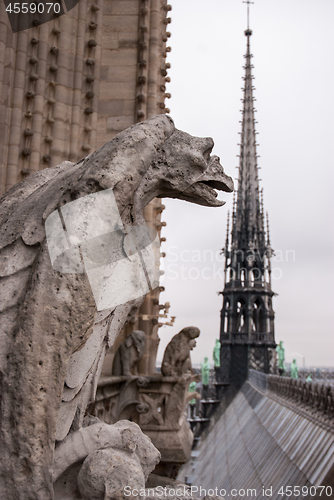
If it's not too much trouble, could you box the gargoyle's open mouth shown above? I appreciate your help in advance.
[198,179,233,204]
[182,181,231,207]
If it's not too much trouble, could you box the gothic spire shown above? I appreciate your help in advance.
[232,23,265,253]
[218,8,276,388]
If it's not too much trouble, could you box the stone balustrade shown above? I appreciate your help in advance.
[248,369,334,426]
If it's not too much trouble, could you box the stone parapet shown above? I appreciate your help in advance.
[249,369,334,430]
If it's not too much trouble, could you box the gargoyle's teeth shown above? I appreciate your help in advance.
[198,181,219,198]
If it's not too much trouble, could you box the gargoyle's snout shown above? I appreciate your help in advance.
[204,155,234,192]
[182,154,234,207]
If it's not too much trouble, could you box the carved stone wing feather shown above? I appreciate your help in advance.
[0,161,97,499]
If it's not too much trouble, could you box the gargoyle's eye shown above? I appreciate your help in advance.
[203,146,213,162]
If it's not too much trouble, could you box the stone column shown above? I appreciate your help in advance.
[0,4,9,193]
[69,0,87,161]
[30,22,49,174]
[6,30,27,190]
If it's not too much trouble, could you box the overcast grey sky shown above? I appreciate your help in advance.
[156,0,334,368]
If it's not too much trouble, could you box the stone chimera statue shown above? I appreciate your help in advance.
[0,115,233,499]
[161,326,200,377]
[112,330,146,376]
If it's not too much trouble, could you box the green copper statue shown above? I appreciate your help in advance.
[201,357,210,385]
[188,381,197,405]
[276,340,285,376]
[201,357,210,398]
[213,339,221,382]
[290,358,298,379]
[213,339,221,367]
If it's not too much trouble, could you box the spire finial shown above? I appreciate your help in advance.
[243,0,254,33]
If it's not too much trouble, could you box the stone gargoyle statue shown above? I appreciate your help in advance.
[161,326,200,377]
[112,330,146,376]
[0,115,233,499]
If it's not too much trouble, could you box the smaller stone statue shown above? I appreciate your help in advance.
[213,339,221,381]
[276,340,285,376]
[161,327,200,377]
[112,330,146,376]
[290,358,299,379]
[201,357,210,399]
[188,381,197,418]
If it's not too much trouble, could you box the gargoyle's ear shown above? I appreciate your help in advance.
[125,335,133,348]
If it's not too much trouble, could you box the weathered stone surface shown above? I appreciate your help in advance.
[53,419,160,499]
[106,114,137,130]
[103,15,139,34]
[78,448,146,500]
[0,115,233,499]
[146,413,194,471]
[100,80,136,100]
[55,420,160,478]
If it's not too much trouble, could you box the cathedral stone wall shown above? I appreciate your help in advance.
[0,0,171,193]
[97,0,171,147]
